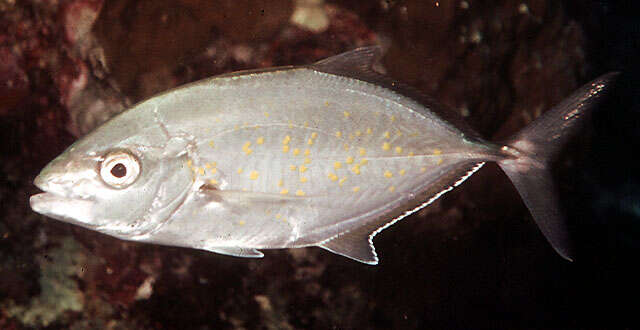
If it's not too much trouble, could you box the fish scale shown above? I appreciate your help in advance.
[30,46,617,264]
[187,70,467,201]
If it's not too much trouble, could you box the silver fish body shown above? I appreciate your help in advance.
[30,47,616,264]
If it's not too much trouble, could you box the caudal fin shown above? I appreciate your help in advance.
[498,73,618,261]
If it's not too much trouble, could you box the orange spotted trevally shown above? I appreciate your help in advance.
[29,47,616,264]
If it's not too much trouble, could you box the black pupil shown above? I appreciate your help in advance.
[111,163,127,178]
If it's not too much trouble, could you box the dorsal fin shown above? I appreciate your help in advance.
[310,46,484,140]
[311,46,383,77]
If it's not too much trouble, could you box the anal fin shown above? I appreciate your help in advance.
[315,162,486,265]
[319,226,378,265]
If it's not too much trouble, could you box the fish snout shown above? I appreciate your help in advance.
[33,157,99,198]
[33,169,67,197]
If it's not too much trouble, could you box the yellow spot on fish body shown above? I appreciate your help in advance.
[211,162,217,167]
[384,170,393,178]
[280,189,289,195]
[304,149,310,156]
[390,115,396,122]
[288,121,293,129]
[383,131,391,139]
[433,148,442,155]
[437,158,444,165]
[396,131,403,137]
[399,169,406,176]
[334,162,342,169]
[210,168,218,174]
[307,138,314,145]
[408,151,415,156]
[264,112,269,117]
[324,101,329,107]
[304,157,311,164]
[388,186,396,192]
[256,137,264,145]
[345,156,354,164]
[328,173,338,181]
[186,160,193,167]
[304,121,309,128]
[311,132,318,139]
[382,142,391,151]
[243,141,251,149]
[395,146,403,154]
[238,220,246,226]
[359,148,366,156]
[293,148,300,156]
[335,131,342,138]
[343,143,350,151]
[343,111,351,118]
[300,177,308,183]
[299,165,308,173]
[290,165,297,171]
[244,148,253,155]
[278,179,283,187]
[420,167,427,173]
[355,130,362,137]
[237,168,243,174]
[366,127,372,135]
[198,167,205,176]
[249,171,259,180]
[205,163,211,169]
[339,177,347,186]
[351,165,361,175]
[208,141,215,148]
[209,178,218,185]
[352,186,360,192]
[283,145,290,153]
[283,136,291,145]
[360,159,368,165]
[296,189,305,196]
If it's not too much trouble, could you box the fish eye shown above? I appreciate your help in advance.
[99,150,140,189]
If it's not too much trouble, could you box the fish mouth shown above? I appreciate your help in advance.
[30,179,98,227]
[30,191,81,211]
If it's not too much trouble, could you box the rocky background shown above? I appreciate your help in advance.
[1,0,638,328]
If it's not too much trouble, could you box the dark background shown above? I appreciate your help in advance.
[1,0,638,328]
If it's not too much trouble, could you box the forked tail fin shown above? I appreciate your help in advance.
[498,73,618,261]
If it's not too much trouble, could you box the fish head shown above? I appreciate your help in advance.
[30,105,195,239]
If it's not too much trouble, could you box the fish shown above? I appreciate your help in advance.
[29,46,616,264]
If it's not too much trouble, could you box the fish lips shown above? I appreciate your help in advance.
[30,175,98,228]
[30,192,96,225]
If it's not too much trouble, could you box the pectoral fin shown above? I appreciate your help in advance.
[204,247,264,258]
[199,185,305,204]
